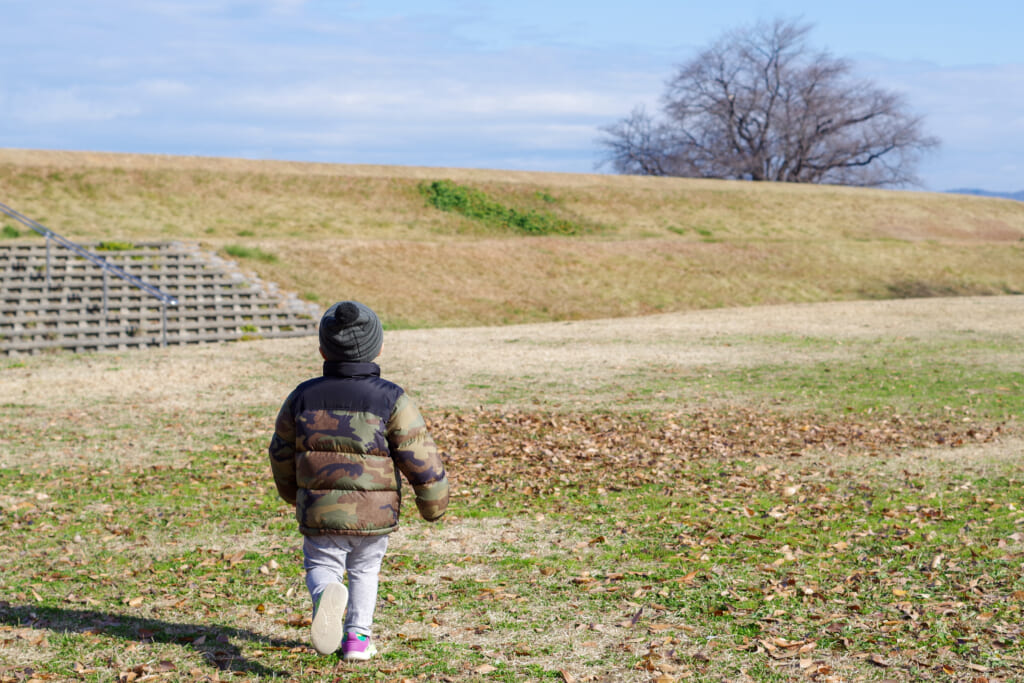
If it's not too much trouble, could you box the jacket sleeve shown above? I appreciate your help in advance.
[268,391,299,505]
[387,392,449,522]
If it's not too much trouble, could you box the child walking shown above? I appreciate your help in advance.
[268,301,449,660]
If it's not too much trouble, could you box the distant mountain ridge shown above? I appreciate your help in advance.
[946,188,1024,201]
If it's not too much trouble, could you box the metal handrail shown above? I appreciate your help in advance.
[0,201,179,346]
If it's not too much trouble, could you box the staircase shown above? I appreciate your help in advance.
[1,240,319,356]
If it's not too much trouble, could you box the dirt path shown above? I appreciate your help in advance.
[4,294,1019,405]
[1,295,1021,469]
[3,294,1021,411]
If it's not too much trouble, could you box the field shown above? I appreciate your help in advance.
[2,296,1022,682]
[1,151,1023,682]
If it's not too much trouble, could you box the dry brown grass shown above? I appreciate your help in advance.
[247,237,1024,327]
[3,148,1022,241]
[2,148,1023,328]
[3,295,1021,469]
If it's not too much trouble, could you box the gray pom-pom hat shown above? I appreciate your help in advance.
[318,301,383,363]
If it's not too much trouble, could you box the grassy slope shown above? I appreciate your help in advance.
[1,149,1023,327]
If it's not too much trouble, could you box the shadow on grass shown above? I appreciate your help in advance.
[0,601,307,677]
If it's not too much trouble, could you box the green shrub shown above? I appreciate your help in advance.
[224,244,279,263]
[420,180,580,235]
[2,225,20,238]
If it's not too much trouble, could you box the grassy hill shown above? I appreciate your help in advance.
[2,148,1023,327]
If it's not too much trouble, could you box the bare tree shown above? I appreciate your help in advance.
[598,18,939,187]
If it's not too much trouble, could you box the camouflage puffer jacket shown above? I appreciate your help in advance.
[269,361,448,536]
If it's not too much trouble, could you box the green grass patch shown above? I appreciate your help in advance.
[717,336,1023,419]
[420,179,586,235]
[223,244,280,263]
[95,240,135,251]
[721,358,1024,418]
[612,334,1024,419]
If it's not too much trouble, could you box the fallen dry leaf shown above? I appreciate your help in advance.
[869,653,890,667]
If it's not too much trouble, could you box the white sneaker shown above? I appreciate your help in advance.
[310,583,347,655]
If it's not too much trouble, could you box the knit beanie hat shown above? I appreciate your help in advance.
[318,301,383,363]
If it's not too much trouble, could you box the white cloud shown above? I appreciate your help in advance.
[137,79,194,98]
[216,72,646,125]
[10,88,141,124]
[856,58,1024,190]
[224,84,416,117]
[453,91,630,117]
[267,0,309,13]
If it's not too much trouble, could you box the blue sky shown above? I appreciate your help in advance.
[1,1,1022,193]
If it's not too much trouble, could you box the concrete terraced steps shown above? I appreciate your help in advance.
[1,241,319,355]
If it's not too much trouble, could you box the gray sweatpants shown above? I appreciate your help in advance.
[303,534,389,637]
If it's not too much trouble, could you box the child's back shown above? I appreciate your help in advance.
[269,301,448,658]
